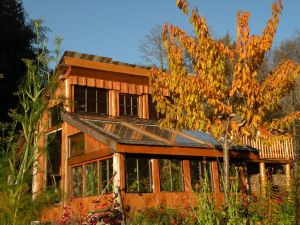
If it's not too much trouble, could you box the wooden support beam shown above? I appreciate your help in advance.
[183,160,191,192]
[152,159,160,193]
[285,163,291,194]
[260,162,266,196]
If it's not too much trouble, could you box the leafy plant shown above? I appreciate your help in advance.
[150,0,300,203]
[0,20,62,225]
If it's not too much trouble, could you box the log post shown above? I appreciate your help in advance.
[260,162,266,196]
[152,159,160,193]
[285,163,291,194]
[113,153,125,224]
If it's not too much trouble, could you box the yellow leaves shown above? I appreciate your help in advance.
[261,60,300,112]
[151,0,300,147]
[176,0,188,14]
[267,112,300,133]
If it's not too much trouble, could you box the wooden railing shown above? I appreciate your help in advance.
[241,136,295,160]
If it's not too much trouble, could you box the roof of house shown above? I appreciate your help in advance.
[62,51,151,70]
[63,112,258,154]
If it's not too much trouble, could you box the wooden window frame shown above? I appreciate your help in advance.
[48,105,63,128]
[69,157,113,198]
[68,132,85,158]
[125,157,153,193]
[190,159,214,192]
[74,85,108,115]
[45,129,62,190]
[119,94,139,117]
[158,158,184,192]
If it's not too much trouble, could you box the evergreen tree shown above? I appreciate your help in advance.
[0,0,35,122]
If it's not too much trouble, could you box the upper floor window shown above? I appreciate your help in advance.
[119,94,138,117]
[74,85,108,115]
[149,95,164,120]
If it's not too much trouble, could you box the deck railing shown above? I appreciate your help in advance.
[241,136,295,160]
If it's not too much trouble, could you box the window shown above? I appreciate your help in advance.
[48,105,62,128]
[119,94,138,116]
[159,159,184,192]
[46,130,62,189]
[85,162,98,196]
[74,85,108,114]
[99,158,113,193]
[125,157,152,193]
[72,166,83,197]
[148,95,164,119]
[218,162,245,192]
[69,133,85,157]
[190,159,213,192]
[71,158,113,198]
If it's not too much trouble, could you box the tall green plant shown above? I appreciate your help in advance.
[0,20,62,225]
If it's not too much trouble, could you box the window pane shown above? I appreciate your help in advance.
[109,158,113,192]
[149,95,162,119]
[120,95,125,115]
[125,158,138,192]
[190,160,213,192]
[159,159,172,191]
[74,86,86,100]
[125,95,131,115]
[97,89,108,114]
[49,105,62,128]
[119,94,139,116]
[125,157,152,193]
[76,100,86,112]
[46,131,62,176]
[87,88,96,113]
[74,86,86,112]
[85,162,98,196]
[171,159,183,191]
[69,133,85,157]
[159,159,183,192]
[72,166,83,197]
[138,158,152,192]
[100,158,113,193]
[132,96,138,116]
[218,162,243,192]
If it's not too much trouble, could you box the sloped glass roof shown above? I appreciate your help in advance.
[182,130,219,145]
[133,124,208,147]
[78,118,210,148]
[80,119,166,146]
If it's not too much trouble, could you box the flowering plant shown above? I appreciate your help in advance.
[81,193,123,225]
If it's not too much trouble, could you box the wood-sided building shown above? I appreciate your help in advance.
[36,51,295,224]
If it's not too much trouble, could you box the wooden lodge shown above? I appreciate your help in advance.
[36,51,295,224]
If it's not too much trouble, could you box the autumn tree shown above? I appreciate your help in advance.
[271,31,300,223]
[150,0,300,202]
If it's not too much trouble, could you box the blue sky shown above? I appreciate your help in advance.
[23,0,300,65]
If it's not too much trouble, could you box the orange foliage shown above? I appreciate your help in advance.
[150,0,300,143]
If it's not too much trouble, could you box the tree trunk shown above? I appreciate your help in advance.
[223,139,230,204]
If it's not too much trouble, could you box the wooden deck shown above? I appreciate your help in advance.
[242,136,295,160]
